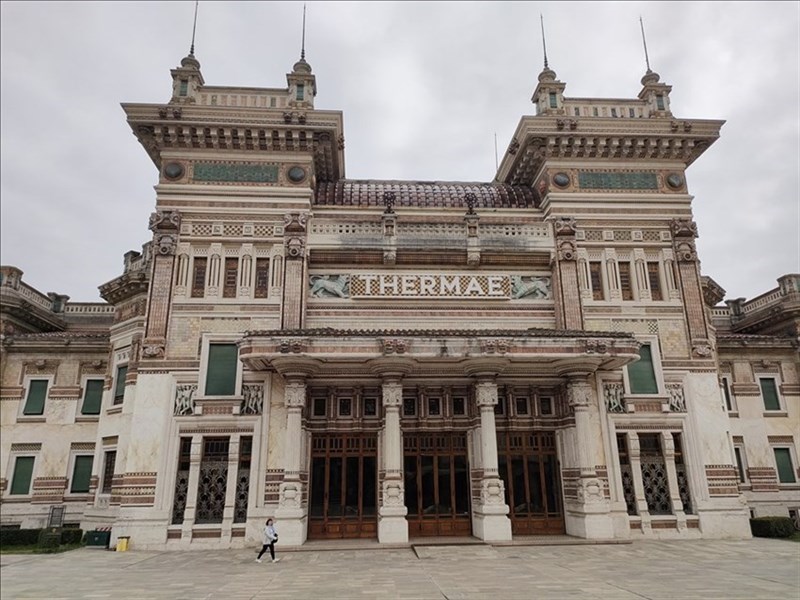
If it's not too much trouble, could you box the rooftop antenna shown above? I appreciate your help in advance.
[540,14,549,68]
[301,3,307,60]
[494,133,499,172]
[189,0,199,56]
[639,16,651,73]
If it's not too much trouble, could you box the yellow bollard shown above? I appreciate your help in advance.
[115,536,130,552]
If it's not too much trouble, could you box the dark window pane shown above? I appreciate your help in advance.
[71,456,93,493]
[437,456,451,515]
[543,455,559,514]
[339,398,352,417]
[10,457,34,495]
[345,456,360,517]
[774,448,796,483]
[23,380,47,415]
[223,258,238,298]
[403,397,416,417]
[590,262,604,300]
[549,92,557,108]
[206,344,238,396]
[515,397,529,415]
[629,345,658,394]
[734,448,745,484]
[328,457,343,517]
[179,79,188,96]
[512,457,526,515]
[404,455,418,514]
[313,397,326,417]
[760,378,780,411]
[82,379,104,415]
[540,397,553,415]
[453,397,465,416]
[114,366,127,404]
[310,457,326,517]
[102,451,116,494]
[527,455,544,513]
[722,378,733,411]
[428,397,441,416]
[648,262,662,301]
[362,456,377,516]
[454,455,469,516]
[619,262,633,300]
[421,456,435,516]
[254,258,270,298]
[191,258,207,298]
[363,397,377,417]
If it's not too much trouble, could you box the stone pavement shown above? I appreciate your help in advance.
[1,538,798,599]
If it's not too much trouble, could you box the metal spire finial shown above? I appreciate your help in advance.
[639,16,651,73]
[189,0,199,56]
[540,14,549,69]
[301,3,307,60]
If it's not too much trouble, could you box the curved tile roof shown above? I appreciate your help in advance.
[315,180,539,209]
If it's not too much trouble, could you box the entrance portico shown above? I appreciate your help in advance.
[238,328,640,545]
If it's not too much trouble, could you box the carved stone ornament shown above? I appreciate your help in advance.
[480,339,510,354]
[283,212,308,233]
[309,275,349,298]
[558,239,577,261]
[670,218,698,238]
[381,382,403,407]
[285,236,305,259]
[675,240,697,263]
[142,341,165,358]
[154,233,178,256]
[174,384,198,416]
[553,216,578,237]
[383,191,396,215]
[241,384,264,415]
[666,384,687,412]
[567,380,592,408]
[510,276,552,299]
[692,343,713,358]
[576,478,606,504]
[279,339,306,354]
[585,339,608,354]
[278,481,303,509]
[148,210,181,232]
[382,480,405,507]
[603,383,625,413]
[284,382,307,408]
[475,381,498,407]
[380,339,408,355]
[480,478,506,505]
[507,137,520,155]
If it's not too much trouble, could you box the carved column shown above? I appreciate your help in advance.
[382,192,397,265]
[281,213,308,329]
[182,435,203,540]
[552,217,584,330]
[274,377,308,544]
[671,219,712,357]
[472,379,512,542]
[142,210,181,359]
[378,379,408,543]
[627,432,652,534]
[464,193,480,267]
[563,377,613,538]
[221,434,241,541]
[660,432,687,530]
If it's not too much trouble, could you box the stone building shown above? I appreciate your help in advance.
[1,41,797,549]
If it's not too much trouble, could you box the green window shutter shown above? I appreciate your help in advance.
[774,448,796,484]
[760,378,780,410]
[114,366,128,404]
[23,380,48,415]
[628,345,659,394]
[205,344,238,396]
[71,456,94,493]
[10,456,35,495]
[82,380,104,415]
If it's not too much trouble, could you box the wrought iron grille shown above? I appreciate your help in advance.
[641,458,671,515]
[620,465,637,515]
[676,464,692,514]
[234,437,252,524]
[171,437,192,524]
[195,437,230,524]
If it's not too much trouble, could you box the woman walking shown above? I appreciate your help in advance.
[256,519,279,563]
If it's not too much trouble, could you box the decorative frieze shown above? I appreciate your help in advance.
[192,162,278,183]
[578,171,659,190]
[174,384,198,416]
[666,384,687,412]
[604,383,626,413]
[241,384,264,415]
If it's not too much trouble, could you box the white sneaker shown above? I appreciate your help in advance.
[272,558,280,563]
[256,559,262,563]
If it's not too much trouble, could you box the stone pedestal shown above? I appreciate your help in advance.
[273,378,308,545]
[378,379,408,543]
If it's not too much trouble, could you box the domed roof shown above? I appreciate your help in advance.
[293,57,313,74]
[640,69,660,86]
[538,67,557,83]
[180,53,201,70]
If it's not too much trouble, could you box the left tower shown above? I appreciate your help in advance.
[100,47,344,547]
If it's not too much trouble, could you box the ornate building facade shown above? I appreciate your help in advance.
[1,45,798,549]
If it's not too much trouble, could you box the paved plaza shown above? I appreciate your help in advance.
[1,538,798,599]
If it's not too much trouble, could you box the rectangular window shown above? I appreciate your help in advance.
[81,379,104,415]
[338,397,352,417]
[113,365,127,405]
[296,83,304,101]
[179,79,188,96]
[515,397,529,415]
[549,92,557,108]
[592,107,598,116]
[629,108,635,117]
[589,261,604,300]
[312,397,326,417]
[733,446,746,484]
[611,108,618,117]
[101,450,116,494]
[453,396,466,416]
[774,448,797,484]
[191,257,207,298]
[618,262,633,300]
[428,397,441,417]
[10,456,35,495]
[656,95,665,110]
[205,344,238,396]
[70,456,94,493]
[628,344,658,394]
[760,377,781,411]
[573,107,580,116]
[363,397,377,417]
[647,262,663,301]
[403,397,416,417]
[254,258,270,298]
[539,396,553,416]
[23,380,48,415]
[223,258,238,298]
[721,377,734,412]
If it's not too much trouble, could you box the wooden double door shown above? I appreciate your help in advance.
[308,433,377,539]
[497,430,565,535]
[404,432,472,537]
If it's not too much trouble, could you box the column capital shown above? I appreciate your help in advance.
[475,380,498,408]
[566,377,592,408]
[381,380,403,408]
[284,380,307,409]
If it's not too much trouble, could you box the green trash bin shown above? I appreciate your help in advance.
[86,530,111,548]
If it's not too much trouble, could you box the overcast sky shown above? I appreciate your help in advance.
[1,1,798,303]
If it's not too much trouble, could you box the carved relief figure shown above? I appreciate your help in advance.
[309,275,350,298]
[510,276,552,300]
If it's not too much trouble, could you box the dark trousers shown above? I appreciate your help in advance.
[257,542,275,560]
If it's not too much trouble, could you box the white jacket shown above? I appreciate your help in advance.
[262,524,278,545]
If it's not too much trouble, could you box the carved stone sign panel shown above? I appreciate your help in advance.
[308,273,552,300]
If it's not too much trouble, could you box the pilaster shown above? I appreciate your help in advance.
[378,378,408,543]
[274,376,308,545]
[281,213,308,329]
[627,432,652,534]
